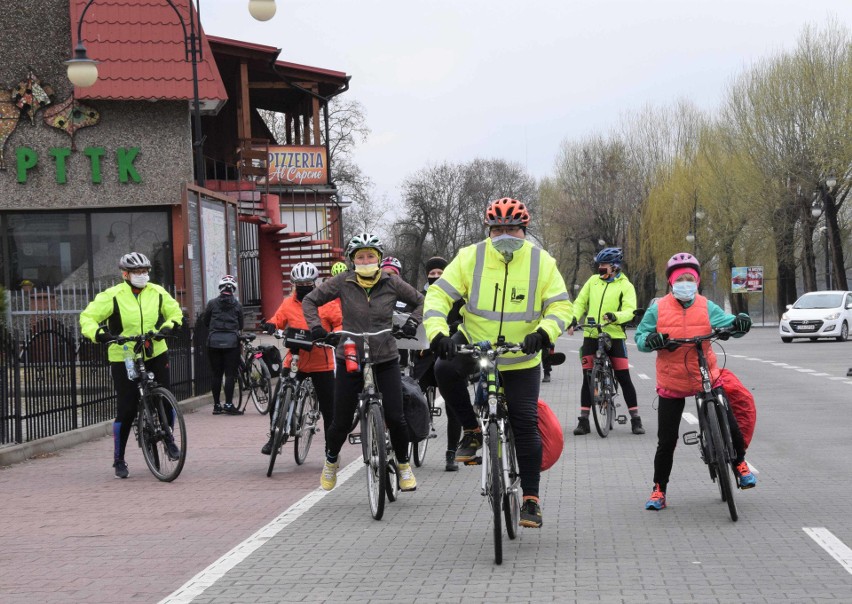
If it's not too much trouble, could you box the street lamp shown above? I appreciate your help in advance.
[685,204,704,252]
[66,0,277,186]
[812,174,837,290]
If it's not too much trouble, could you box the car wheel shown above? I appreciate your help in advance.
[836,322,849,342]
[781,337,793,343]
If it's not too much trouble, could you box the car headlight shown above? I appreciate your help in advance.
[781,313,789,321]
[825,312,841,320]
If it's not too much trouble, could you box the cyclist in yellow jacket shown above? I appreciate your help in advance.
[569,247,644,435]
[80,252,183,479]
[424,197,573,528]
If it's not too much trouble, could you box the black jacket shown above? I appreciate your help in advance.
[202,294,243,349]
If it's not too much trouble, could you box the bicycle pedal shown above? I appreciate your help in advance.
[682,431,699,446]
[616,415,628,425]
[464,456,482,466]
[348,433,362,445]
[430,408,443,417]
[429,433,438,439]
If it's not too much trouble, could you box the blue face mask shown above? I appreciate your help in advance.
[672,281,698,301]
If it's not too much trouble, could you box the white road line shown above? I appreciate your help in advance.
[682,412,698,425]
[829,377,848,381]
[794,368,815,373]
[811,373,831,377]
[637,373,650,380]
[772,363,789,367]
[803,528,852,576]
[159,459,363,604]
[745,357,763,361]
[786,366,802,370]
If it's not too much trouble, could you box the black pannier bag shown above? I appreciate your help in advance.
[261,345,282,377]
[401,375,430,441]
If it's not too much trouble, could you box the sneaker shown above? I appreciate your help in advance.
[261,437,273,456]
[165,439,181,461]
[223,403,243,416]
[542,372,551,383]
[398,462,417,491]
[320,459,339,491]
[631,416,646,435]
[212,403,223,415]
[445,450,459,472]
[735,461,757,489]
[455,429,483,462]
[519,497,543,528]
[113,460,129,479]
[573,416,590,435]
[645,484,666,510]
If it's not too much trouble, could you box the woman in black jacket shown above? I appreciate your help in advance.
[202,275,244,415]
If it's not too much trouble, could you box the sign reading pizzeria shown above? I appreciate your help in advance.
[264,146,328,186]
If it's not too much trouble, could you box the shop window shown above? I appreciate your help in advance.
[7,214,87,289]
[91,211,171,286]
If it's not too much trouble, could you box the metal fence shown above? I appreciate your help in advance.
[0,317,212,446]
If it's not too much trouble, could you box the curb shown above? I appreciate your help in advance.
[0,393,212,468]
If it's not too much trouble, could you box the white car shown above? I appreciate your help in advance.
[779,290,852,342]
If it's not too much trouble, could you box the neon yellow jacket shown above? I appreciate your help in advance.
[80,282,183,362]
[572,272,637,340]
[424,238,572,370]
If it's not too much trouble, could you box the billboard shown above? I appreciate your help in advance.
[731,266,763,293]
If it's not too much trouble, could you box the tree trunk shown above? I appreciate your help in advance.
[826,195,848,290]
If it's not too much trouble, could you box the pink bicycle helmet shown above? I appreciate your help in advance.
[665,252,700,278]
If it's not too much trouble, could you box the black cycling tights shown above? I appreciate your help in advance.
[208,347,240,406]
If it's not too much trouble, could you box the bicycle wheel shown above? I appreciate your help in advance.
[235,357,247,412]
[139,387,186,482]
[294,380,318,465]
[267,384,293,477]
[486,421,503,564]
[246,356,272,415]
[386,458,400,503]
[590,365,611,438]
[503,422,521,540]
[708,400,738,522]
[412,387,436,467]
[365,403,387,520]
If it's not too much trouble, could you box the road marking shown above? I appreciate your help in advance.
[772,363,789,367]
[803,528,852,576]
[794,368,815,373]
[829,377,848,381]
[745,357,763,361]
[682,412,698,425]
[637,373,650,380]
[159,459,363,604]
[811,373,831,377]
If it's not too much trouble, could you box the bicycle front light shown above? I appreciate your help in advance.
[479,359,488,368]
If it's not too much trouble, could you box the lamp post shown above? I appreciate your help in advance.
[66,0,277,187]
[685,197,705,255]
[811,174,837,290]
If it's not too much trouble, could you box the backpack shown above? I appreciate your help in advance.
[401,375,430,441]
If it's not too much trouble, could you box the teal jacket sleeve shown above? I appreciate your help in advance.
[708,301,746,339]
[634,302,660,352]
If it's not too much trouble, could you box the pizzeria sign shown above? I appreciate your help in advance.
[263,146,328,186]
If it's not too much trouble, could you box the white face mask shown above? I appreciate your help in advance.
[672,281,697,301]
[354,263,379,277]
[130,273,150,288]
[491,234,524,261]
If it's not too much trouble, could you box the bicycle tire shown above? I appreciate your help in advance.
[708,399,738,521]
[386,459,400,503]
[486,421,503,564]
[590,364,611,438]
[235,356,247,412]
[294,380,318,465]
[267,384,293,477]
[503,422,521,540]
[139,387,186,482]
[365,403,387,520]
[248,356,272,415]
[412,387,435,467]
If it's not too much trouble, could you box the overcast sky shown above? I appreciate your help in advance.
[203,0,850,202]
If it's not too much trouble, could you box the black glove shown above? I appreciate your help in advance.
[603,312,617,324]
[95,329,113,344]
[310,325,329,342]
[430,333,457,360]
[732,313,752,334]
[521,328,550,355]
[158,325,173,336]
[646,332,669,351]
[326,331,341,346]
[401,318,418,338]
[262,322,276,335]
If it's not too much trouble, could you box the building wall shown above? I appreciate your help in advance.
[0,1,193,210]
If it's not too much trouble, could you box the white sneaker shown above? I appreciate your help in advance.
[398,462,417,491]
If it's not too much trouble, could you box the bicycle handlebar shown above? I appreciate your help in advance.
[664,327,734,349]
[574,319,615,332]
[457,341,523,357]
[107,331,174,345]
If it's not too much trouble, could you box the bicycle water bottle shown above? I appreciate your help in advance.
[343,337,359,373]
[123,345,138,380]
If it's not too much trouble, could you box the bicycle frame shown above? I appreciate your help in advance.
[576,320,626,435]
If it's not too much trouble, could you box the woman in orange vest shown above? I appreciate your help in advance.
[635,252,756,511]
[261,261,342,455]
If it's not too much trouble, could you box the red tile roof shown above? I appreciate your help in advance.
[70,0,227,112]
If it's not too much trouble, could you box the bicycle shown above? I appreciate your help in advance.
[266,328,324,476]
[109,332,187,482]
[675,327,741,522]
[235,333,272,415]
[342,327,408,520]
[457,338,523,565]
[576,318,627,437]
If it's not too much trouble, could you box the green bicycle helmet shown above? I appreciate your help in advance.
[330,261,348,276]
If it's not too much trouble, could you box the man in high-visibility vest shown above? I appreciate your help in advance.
[424,197,573,529]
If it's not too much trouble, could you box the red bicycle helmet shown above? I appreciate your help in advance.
[484,198,530,227]
[665,252,700,278]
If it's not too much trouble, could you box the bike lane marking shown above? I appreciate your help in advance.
[803,528,852,576]
[682,412,699,425]
[159,458,362,604]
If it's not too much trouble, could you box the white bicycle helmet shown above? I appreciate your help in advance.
[218,275,238,292]
[291,261,319,283]
[346,233,384,259]
[118,252,151,270]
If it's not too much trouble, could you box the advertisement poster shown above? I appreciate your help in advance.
[732,266,763,293]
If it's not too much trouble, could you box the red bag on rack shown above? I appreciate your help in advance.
[717,368,757,448]
[538,399,564,471]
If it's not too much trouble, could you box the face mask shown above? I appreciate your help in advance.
[295,285,314,301]
[427,276,440,286]
[491,234,524,259]
[672,281,698,301]
[354,263,379,277]
[129,274,149,289]
[598,268,610,279]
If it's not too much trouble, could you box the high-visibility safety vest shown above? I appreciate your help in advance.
[424,238,573,371]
